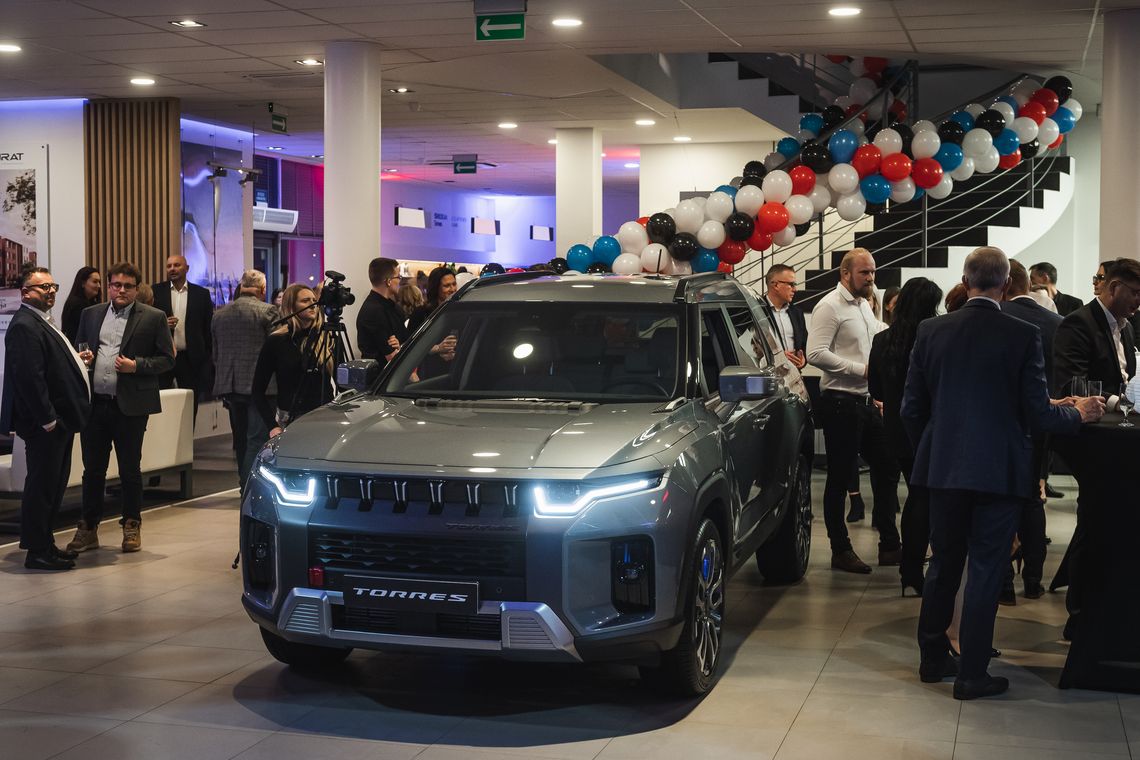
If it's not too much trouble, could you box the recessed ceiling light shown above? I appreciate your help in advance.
[635,119,656,126]
[0,44,20,53]
[264,146,284,151]
[295,58,323,66]
[169,19,206,28]
[673,135,692,142]
[310,154,323,159]
[624,162,640,169]
[385,168,398,172]
[552,18,582,27]
[388,87,412,93]
[498,122,518,129]
[130,77,155,86]
[600,152,607,157]
[829,6,862,16]
[547,138,558,145]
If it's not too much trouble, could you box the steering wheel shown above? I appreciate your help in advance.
[603,378,671,396]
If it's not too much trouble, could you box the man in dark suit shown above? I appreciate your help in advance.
[68,262,175,554]
[356,257,407,362]
[1030,261,1083,316]
[151,254,213,421]
[902,246,1102,700]
[1,267,92,570]
[761,264,807,369]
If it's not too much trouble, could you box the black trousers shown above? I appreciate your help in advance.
[221,393,271,494]
[19,425,74,552]
[81,398,148,525]
[918,488,1021,680]
[162,352,201,424]
[1018,499,1047,587]
[819,391,901,554]
[898,459,930,585]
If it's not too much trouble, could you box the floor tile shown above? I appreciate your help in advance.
[776,729,955,760]
[0,635,149,674]
[597,721,786,760]
[956,692,1128,755]
[4,672,198,720]
[49,720,270,760]
[284,697,465,744]
[233,732,423,760]
[0,708,120,760]
[134,682,325,731]
[0,665,73,702]
[87,643,264,682]
[790,691,960,743]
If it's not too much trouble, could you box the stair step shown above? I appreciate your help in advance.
[826,247,951,269]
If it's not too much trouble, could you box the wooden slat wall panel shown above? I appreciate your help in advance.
[84,98,180,285]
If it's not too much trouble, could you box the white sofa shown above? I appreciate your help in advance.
[0,388,195,499]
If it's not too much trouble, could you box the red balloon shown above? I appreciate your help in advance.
[998,149,1022,170]
[718,239,747,265]
[717,262,734,273]
[889,98,908,122]
[880,152,912,182]
[911,158,944,190]
[756,202,790,234]
[863,56,889,74]
[1019,101,1047,125]
[1030,88,1060,116]
[1049,134,1064,150]
[747,229,774,252]
[825,54,848,64]
[845,103,867,121]
[507,267,525,273]
[636,216,649,227]
[789,165,817,196]
[851,145,882,178]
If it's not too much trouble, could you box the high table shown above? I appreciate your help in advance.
[1053,411,1140,692]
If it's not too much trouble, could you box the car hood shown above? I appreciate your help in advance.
[271,396,697,471]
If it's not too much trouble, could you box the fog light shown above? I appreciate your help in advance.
[308,566,325,588]
[242,517,275,591]
[612,537,654,613]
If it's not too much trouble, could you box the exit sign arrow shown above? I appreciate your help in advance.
[475,13,525,41]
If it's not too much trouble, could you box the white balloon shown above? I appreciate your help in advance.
[761,170,793,204]
[962,128,994,157]
[911,130,941,160]
[561,269,582,277]
[950,156,976,182]
[696,220,727,250]
[913,119,937,133]
[785,194,813,225]
[808,184,832,214]
[611,252,642,275]
[849,77,877,105]
[1012,91,1030,108]
[773,224,797,247]
[873,128,903,156]
[705,191,734,223]
[668,259,692,275]
[828,163,860,195]
[848,118,866,137]
[730,176,743,188]
[1013,79,1040,98]
[1037,117,1060,149]
[672,200,704,234]
[974,145,1000,174]
[691,195,706,207]
[834,95,854,109]
[640,243,671,274]
[1066,98,1083,121]
[616,220,650,253]
[836,191,866,221]
[928,173,953,200]
[889,177,916,204]
[764,151,784,171]
[992,101,1016,126]
[663,207,676,219]
[1010,116,1039,144]
[865,92,894,121]
[797,128,817,143]
[455,271,477,287]
[964,103,986,118]
[734,184,765,217]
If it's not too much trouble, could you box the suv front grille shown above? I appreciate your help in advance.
[323,476,534,519]
[311,532,524,578]
[334,606,502,641]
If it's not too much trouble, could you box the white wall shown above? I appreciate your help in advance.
[639,141,774,216]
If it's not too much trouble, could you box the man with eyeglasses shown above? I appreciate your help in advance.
[67,262,174,555]
[762,264,807,369]
[356,257,408,362]
[0,267,92,570]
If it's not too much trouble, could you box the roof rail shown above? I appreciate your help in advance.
[453,270,552,300]
[673,272,728,302]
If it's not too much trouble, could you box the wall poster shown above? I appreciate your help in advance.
[181,142,245,305]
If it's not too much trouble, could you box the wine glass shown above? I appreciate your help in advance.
[1120,381,1138,428]
[1088,380,1102,400]
[77,342,89,353]
[1070,377,1087,398]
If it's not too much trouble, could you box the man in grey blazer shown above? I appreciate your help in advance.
[211,269,277,494]
[67,262,175,554]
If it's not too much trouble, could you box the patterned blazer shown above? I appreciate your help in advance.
[211,294,278,396]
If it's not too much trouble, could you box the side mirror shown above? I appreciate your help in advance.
[719,365,780,402]
[336,359,380,393]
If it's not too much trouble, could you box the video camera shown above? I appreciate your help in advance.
[317,270,355,320]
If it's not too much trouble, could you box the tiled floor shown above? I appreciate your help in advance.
[0,474,1133,760]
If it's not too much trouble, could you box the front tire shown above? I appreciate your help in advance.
[260,628,352,670]
[755,453,812,584]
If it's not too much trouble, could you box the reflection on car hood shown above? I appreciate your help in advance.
[272,396,697,471]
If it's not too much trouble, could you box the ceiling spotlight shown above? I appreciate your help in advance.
[0,43,22,53]
[264,146,284,151]
[672,135,692,142]
[635,119,656,126]
[209,167,228,180]
[130,77,156,86]
[547,138,558,145]
[828,6,862,16]
[388,87,412,93]
[169,19,206,28]
[552,18,583,27]
[385,168,398,172]
[624,162,640,169]
[295,58,323,66]
[310,154,323,159]
[601,152,607,157]
[498,122,518,129]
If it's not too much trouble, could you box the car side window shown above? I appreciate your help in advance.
[725,303,772,370]
[699,307,738,396]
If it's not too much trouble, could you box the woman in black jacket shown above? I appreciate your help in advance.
[868,277,942,596]
[407,266,459,379]
[61,266,102,344]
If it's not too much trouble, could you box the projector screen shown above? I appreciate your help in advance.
[530,225,553,241]
[394,206,426,228]
[471,217,500,235]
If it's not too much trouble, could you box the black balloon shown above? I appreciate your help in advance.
[882,111,899,127]
[646,213,676,245]
[865,202,887,215]
[585,262,610,274]
[975,109,1006,139]
[739,175,764,189]
[743,160,767,179]
[547,257,569,274]
[724,213,755,242]
[800,142,834,173]
[482,262,505,275]
[894,123,914,156]
[794,221,812,236]
[1019,138,1041,160]
[822,105,846,130]
[1043,75,1073,105]
[937,120,965,146]
[669,232,701,261]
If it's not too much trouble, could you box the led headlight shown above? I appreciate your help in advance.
[533,475,662,518]
[257,466,318,507]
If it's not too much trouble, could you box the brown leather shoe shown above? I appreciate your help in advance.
[65,521,99,553]
[831,549,871,574]
[878,548,902,566]
[122,519,141,553]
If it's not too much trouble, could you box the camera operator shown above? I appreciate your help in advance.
[356,257,407,362]
[251,284,335,438]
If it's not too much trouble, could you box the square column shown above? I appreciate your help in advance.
[555,128,603,254]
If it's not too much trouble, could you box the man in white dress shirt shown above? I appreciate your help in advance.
[807,248,901,573]
[763,264,807,369]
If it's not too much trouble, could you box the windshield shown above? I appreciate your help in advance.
[381,301,683,402]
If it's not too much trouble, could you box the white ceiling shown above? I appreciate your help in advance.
[0,0,1113,194]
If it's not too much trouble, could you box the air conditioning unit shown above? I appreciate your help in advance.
[252,206,299,233]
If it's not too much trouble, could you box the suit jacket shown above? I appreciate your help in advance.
[356,290,408,361]
[901,299,1081,499]
[1053,300,1137,395]
[76,302,175,416]
[211,293,278,396]
[761,297,808,353]
[0,306,91,438]
[1054,291,1083,317]
[1001,297,1063,396]
[152,281,214,374]
[867,329,911,462]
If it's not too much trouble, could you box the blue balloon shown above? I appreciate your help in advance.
[692,248,720,273]
[1053,106,1076,134]
[591,235,621,266]
[714,184,738,200]
[912,186,925,201]
[996,95,1020,111]
[828,130,858,164]
[994,128,1020,156]
[800,113,824,136]
[567,244,593,273]
[777,137,800,159]
[934,143,964,173]
[859,174,891,205]
[949,110,975,132]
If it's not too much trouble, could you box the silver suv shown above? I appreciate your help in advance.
[240,272,813,695]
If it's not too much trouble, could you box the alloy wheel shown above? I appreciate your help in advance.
[692,536,725,678]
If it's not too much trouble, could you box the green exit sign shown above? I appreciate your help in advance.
[475,13,525,41]
[453,161,477,174]
[271,113,288,133]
